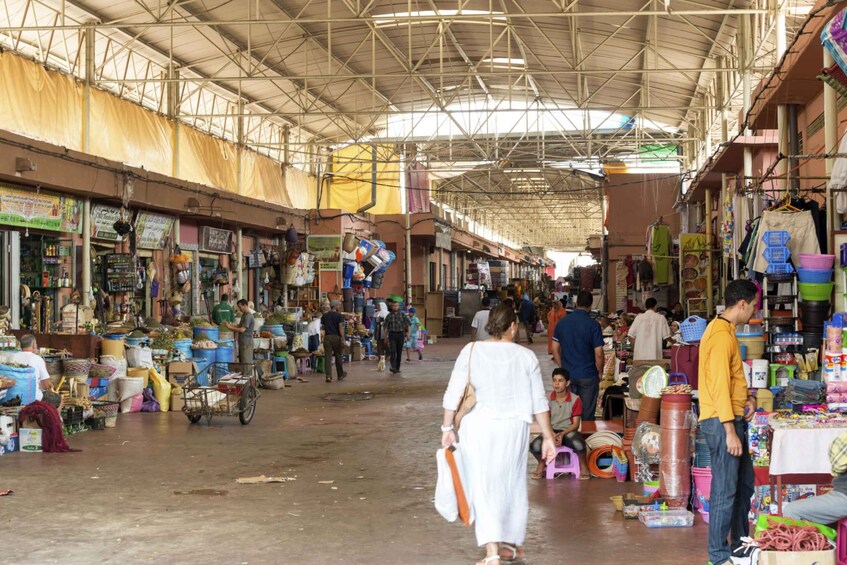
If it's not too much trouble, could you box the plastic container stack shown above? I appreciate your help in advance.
[762,231,793,274]
[797,254,835,350]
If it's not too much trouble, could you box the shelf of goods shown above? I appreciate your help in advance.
[288,285,320,312]
[762,273,801,363]
[103,253,135,293]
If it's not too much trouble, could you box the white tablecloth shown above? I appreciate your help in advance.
[769,427,847,475]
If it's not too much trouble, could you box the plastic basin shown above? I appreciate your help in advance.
[799,282,834,301]
[193,326,219,341]
[797,268,834,284]
[798,254,836,270]
[692,467,712,499]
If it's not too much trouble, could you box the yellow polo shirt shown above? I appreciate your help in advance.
[698,317,748,423]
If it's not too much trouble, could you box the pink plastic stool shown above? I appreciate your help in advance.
[837,518,847,565]
[546,446,581,480]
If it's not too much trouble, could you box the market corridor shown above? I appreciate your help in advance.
[0,338,705,564]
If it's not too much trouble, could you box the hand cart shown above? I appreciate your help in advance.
[182,362,260,425]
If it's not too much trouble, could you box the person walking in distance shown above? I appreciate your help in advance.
[628,297,671,361]
[384,300,410,374]
[321,301,347,383]
[699,279,758,565]
[551,290,604,422]
[471,296,493,342]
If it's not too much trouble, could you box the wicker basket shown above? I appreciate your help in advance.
[89,364,117,380]
[45,359,63,377]
[62,358,91,378]
[91,400,120,415]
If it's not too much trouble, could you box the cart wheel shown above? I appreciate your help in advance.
[239,386,257,425]
[187,413,202,424]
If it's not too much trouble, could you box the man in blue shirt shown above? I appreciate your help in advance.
[551,290,604,421]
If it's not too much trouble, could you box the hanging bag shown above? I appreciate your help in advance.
[452,343,477,431]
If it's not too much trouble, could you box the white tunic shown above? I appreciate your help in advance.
[443,342,549,547]
[628,309,671,361]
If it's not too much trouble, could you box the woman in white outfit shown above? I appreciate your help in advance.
[441,303,557,565]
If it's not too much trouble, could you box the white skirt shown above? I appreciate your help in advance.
[458,405,531,547]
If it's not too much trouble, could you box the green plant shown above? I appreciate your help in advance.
[192,318,214,328]
[265,313,286,325]
[151,332,174,350]
[193,332,210,343]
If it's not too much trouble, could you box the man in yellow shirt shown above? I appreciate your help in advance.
[699,279,758,565]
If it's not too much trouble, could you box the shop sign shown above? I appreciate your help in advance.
[200,226,233,253]
[0,183,82,234]
[306,235,343,271]
[90,204,122,241]
[434,222,452,251]
[135,212,174,249]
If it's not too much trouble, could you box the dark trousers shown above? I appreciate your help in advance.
[530,429,586,459]
[388,331,405,371]
[702,417,754,565]
[569,378,599,421]
[324,334,345,380]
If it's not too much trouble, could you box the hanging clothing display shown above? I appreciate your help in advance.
[636,258,653,290]
[830,133,847,214]
[721,191,735,260]
[649,224,672,285]
[749,210,821,274]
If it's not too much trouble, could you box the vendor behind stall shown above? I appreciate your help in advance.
[226,300,255,363]
[10,334,61,407]
[212,294,235,325]
[783,430,847,525]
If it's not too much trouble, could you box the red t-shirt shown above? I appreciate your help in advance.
[548,390,583,430]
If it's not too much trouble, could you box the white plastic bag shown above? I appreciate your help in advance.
[435,448,459,523]
[126,346,153,369]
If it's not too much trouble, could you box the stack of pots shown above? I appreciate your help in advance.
[659,392,693,507]
[797,254,836,351]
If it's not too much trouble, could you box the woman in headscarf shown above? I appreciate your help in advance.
[374,301,389,367]
[546,299,566,356]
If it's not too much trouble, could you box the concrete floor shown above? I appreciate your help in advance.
[0,337,707,564]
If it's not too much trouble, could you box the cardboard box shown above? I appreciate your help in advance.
[170,389,185,412]
[168,361,198,386]
[19,428,42,453]
[758,549,835,565]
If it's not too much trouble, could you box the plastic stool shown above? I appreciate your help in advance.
[837,518,847,565]
[668,373,689,386]
[546,446,581,480]
[274,354,290,380]
[313,356,326,374]
[297,356,311,375]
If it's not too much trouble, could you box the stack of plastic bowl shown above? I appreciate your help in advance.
[797,254,835,350]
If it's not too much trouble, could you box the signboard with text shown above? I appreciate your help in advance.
[0,184,82,234]
[135,212,174,249]
[90,204,122,241]
[306,235,343,271]
[200,226,233,254]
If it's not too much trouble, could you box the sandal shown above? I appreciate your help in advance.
[530,469,545,480]
[499,544,525,562]
[476,557,500,565]
[578,474,591,480]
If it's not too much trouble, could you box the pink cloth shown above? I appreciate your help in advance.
[406,162,430,213]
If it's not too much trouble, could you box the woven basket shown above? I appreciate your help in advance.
[62,358,91,378]
[89,364,117,380]
[91,400,120,415]
[45,359,63,377]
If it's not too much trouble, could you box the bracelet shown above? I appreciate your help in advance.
[440,424,454,432]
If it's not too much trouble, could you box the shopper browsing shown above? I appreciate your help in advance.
[551,290,604,421]
[699,279,758,565]
[783,430,847,525]
[226,299,255,364]
[470,296,493,342]
[211,294,235,325]
[10,334,61,407]
[384,300,410,374]
[529,368,589,480]
[627,298,672,361]
[517,293,537,344]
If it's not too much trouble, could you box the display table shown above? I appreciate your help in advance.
[9,330,100,359]
[768,426,844,514]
